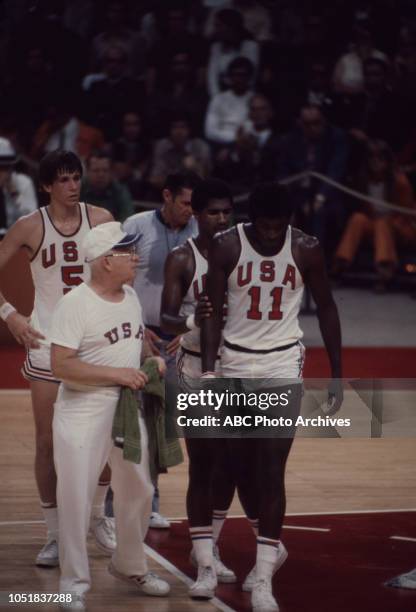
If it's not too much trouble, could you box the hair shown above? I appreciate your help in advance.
[169,111,191,127]
[248,182,294,221]
[38,150,83,187]
[163,171,201,198]
[86,150,112,167]
[227,56,255,76]
[216,8,244,33]
[191,178,233,213]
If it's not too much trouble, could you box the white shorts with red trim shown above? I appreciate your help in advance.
[22,343,59,384]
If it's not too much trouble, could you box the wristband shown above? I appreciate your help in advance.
[0,302,16,322]
[185,314,197,330]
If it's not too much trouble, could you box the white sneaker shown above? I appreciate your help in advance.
[59,595,86,611]
[189,566,217,600]
[91,516,116,555]
[387,567,416,589]
[149,512,170,529]
[35,538,59,568]
[108,562,170,596]
[190,546,236,583]
[243,542,288,592]
[251,578,279,612]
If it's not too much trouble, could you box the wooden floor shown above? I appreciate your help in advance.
[1,391,415,611]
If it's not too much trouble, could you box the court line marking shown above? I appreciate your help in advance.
[0,389,30,395]
[144,544,237,612]
[284,525,330,532]
[390,536,416,543]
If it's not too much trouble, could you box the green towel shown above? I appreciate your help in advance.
[112,358,183,478]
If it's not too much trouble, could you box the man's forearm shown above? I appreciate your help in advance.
[317,302,342,378]
[52,354,123,386]
[160,313,188,336]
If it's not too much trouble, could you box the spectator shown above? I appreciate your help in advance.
[146,50,209,138]
[0,138,37,231]
[112,111,151,199]
[150,113,211,192]
[332,20,386,95]
[333,56,410,153]
[207,8,259,97]
[205,56,254,147]
[80,151,135,222]
[90,0,148,79]
[278,105,348,253]
[84,44,145,140]
[333,140,416,292]
[30,94,104,162]
[214,93,279,193]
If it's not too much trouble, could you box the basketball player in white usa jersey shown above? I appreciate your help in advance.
[161,179,241,599]
[0,150,114,567]
[201,182,343,612]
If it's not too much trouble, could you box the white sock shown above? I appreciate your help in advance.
[256,536,281,581]
[248,518,259,537]
[91,484,109,519]
[212,509,227,544]
[190,526,214,567]
[40,502,58,541]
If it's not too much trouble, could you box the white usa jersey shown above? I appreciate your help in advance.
[179,239,207,354]
[29,202,92,342]
[223,224,304,350]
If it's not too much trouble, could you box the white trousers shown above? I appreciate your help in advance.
[53,389,154,597]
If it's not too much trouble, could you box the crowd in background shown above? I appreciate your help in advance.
[0,0,416,289]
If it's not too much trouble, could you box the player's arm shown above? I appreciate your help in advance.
[201,231,236,374]
[0,215,45,347]
[300,237,343,410]
[51,344,148,390]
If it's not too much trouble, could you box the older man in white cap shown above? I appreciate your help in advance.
[49,221,170,610]
[0,137,37,231]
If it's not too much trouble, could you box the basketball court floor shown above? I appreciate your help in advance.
[0,287,415,611]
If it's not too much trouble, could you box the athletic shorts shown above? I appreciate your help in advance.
[220,341,305,380]
[176,346,220,391]
[22,343,59,384]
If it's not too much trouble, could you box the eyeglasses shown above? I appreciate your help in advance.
[105,247,137,258]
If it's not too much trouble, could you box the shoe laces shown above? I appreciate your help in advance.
[255,578,275,604]
[141,572,161,586]
[198,566,214,582]
[96,516,115,536]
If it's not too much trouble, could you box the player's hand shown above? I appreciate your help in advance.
[145,328,162,356]
[166,335,181,356]
[146,356,166,377]
[117,368,149,390]
[326,379,343,415]
[6,311,45,349]
[195,295,213,326]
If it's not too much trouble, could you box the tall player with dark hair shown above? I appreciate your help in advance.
[201,182,343,612]
[161,178,237,599]
[0,150,116,566]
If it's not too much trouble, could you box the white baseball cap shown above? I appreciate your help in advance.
[83,221,140,262]
[0,137,18,166]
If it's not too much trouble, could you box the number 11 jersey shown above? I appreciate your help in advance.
[223,223,304,350]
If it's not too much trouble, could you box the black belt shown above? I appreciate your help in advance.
[223,339,299,354]
[181,346,220,360]
[146,325,175,342]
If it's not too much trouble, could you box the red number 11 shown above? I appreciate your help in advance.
[247,286,283,320]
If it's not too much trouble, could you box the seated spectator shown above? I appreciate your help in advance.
[332,20,386,95]
[333,140,416,292]
[80,151,135,222]
[205,56,254,147]
[112,111,151,198]
[89,0,148,79]
[150,113,211,192]
[214,93,279,193]
[0,138,37,231]
[83,44,145,140]
[146,49,209,138]
[207,8,259,97]
[333,55,410,153]
[278,104,348,254]
[30,94,104,162]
